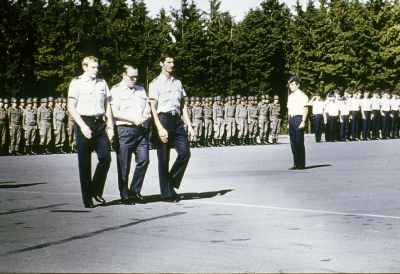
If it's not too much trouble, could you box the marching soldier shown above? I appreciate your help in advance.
[258,94,270,145]
[203,98,213,147]
[0,98,7,155]
[8,98,23,155]
[37,98,53,154]
[235,97,248,145]
[23,98,38,155]
[225,96,236,146]
[247,96,259,145]
[53,98,67,153]
[213,95,225,146]
[269,95,281,144]
[191,97,204,148]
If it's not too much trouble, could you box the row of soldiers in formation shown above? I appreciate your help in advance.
[309,89,400,142]
[0,97,76,156]
[184,94,282,147]
[0,93,282,155]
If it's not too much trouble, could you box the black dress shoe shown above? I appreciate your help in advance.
[288,166,298,170]
[84,203,95,208]
[130,193,144,202]
[93,196,106,204]
[297,166,305,170]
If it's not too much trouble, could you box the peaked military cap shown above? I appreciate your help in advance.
[288,76,299,83]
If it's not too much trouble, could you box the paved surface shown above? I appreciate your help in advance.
[1,136,400,272]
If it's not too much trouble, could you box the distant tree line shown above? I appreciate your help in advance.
[1,0,399,101]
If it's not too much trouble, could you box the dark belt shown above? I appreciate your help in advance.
[159,112,180,116]
[227,116,235,118]
[81,115,104,122]
[289,115,302,118]
[313,113,323,116]
[118,124,138,128]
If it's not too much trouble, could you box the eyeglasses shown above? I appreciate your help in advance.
[127,75,139,81]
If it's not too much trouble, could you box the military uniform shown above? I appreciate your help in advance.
[8,99,23,155]
[203,99,213,147]
[68,72,112,208]
[213,97,225,146]
[235,100,248,145]
[247,97,259,145]
[0,99,8,155]
[390,91,399,138]
[37,99,53,154]
[360,92,372,140]
[53,99,67,153]
[224,99,236,146]
[149,72,191,200]
[269,96,281,144]
[191,99,204,147]
[258,99,270,144]
[111,80,150,203]
[23,98,37,155]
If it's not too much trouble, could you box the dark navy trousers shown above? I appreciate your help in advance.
[313,114,323,142]
[391,110,399,138]
[362,111,371,139]
[116,125,149,200]
[289,116,306,168]
[371,110,380,139]
[350,111,360,140]
[75,118,111,205]
[380,111,390,139]
[328,115,338,141]
[340,115,349,141]
[157,114,191,199]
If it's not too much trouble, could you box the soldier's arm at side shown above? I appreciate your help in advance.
[150,99,168,143]
[299,106,308,129]
[181,101,194,137]
[68,98,92,139]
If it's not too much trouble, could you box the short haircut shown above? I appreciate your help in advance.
[82,56,98,67]
[122,65,138,75]
[160,52,175,63]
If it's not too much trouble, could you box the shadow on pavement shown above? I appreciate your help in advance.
[0,182,47,189]
[303,164,331,170]
[101,189,235,206]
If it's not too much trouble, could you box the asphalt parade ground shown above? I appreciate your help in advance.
[1,135,400,273]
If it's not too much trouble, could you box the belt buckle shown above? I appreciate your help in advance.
[172,111,176,116]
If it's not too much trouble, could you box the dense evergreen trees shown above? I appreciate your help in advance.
[0,0,399,100]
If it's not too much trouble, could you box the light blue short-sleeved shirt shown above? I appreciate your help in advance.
[110,81,149,126]
[68,74,110,116]
[149,73,186,114]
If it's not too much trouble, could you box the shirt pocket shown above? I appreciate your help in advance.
[159,88,172,102]
[120,95,132,113]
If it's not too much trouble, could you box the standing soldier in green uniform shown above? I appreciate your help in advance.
[248,96,259,145]
[23,98,37,155]
[183,97,190,135]
[213,95,225,147]
[53,98,67,154]
[37,98,53,154]
[8,98,23,155]
[225,96,236,146]
[0,98,7,156]
[191,97,204,148]
[269,95,282,144]
[235,97,248,146]
[258,95,270,145]
[66,99,76,153]
[203,98,213,147]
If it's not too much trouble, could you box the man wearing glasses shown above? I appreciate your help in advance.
[110,65,151,204]
[149,52,194,203]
